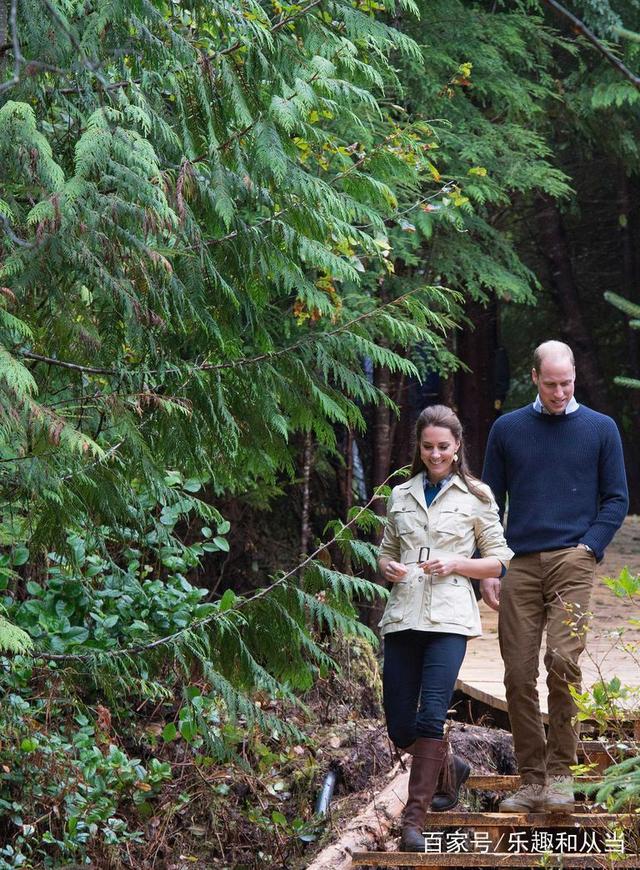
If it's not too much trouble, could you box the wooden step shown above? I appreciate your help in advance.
[578,739,635,756]
[351,853,640,867]
[351,810,639,866]
[466,774,603,791]
[579,740,615,752]
[417,811,633,827]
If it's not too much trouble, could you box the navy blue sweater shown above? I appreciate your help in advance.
[482,405,628,561]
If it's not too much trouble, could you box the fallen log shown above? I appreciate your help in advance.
[305,760,408,870]
[306,723,516,869]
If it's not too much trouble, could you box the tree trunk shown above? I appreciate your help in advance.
[389,372,412,472]
[300,432,313,558]
[455,297,500,477]
[619,173,640,381]
[536,196,615,417]
[372,362,392,517]
[618,173,640,511]
[0,1,7,60]
[334,427,354,521]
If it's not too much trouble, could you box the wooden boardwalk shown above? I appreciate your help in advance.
[457,516,640,720]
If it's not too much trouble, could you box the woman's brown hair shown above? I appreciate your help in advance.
[410,404,490,503]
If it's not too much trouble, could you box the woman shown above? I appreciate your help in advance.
[378,405,512,852]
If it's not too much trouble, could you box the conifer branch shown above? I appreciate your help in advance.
[613,26,640,43]
[202,289,427,370]
[541,0,640,88]
[18,288,428,377]
[206,120,434,246]
[219,0,324,57]
[39,0,111,90]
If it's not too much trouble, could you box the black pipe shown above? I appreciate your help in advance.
[299,768,340,843]
[315,768,339,816]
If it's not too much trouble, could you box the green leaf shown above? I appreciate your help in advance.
[12,547,29,566]
[162,723,178,742]
[178,717,198,742]
[219,589,237,612]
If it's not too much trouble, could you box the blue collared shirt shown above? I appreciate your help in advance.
[423,472,453,507]
[533,395,580,415]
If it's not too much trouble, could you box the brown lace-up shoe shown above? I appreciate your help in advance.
[499,782,546,812]
[543,775,575,813]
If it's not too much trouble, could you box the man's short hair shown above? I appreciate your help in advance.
[533,341,575,373]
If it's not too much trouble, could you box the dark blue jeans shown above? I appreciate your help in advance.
[383,630,467,749]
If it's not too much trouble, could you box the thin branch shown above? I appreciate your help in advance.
[205,209,285,246]
[218,0,323,57]
[357,181,457,231]
[17,59,69,75]
[201,288,425,370]
[541,0,640,89]
[59,78,136,95]
[41,468,395,661]
[0,214,34,248]
[613,25,640,43]
[0,0,21,95]
[20,351,117,375]
[17,287,425,377]
[270,0,323,35]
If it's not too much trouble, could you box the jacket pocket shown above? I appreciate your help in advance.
[430,577,474,627]
[380,574,416,625]
[435,506,472,539]
[390,504,419,535]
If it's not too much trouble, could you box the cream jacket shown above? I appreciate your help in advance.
[378,472,513,637]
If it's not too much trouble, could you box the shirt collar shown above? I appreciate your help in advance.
[423,472,468,493]
[533,395,580,415]
[424,471,452,489]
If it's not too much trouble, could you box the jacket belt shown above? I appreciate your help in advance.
[401,547,458,564]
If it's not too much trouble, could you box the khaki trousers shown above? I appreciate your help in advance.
[498,548,596,784]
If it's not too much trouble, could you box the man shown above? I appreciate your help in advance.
[482,340,628,813]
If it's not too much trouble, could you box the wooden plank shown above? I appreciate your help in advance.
[418,812,633,827]
[578,740,621,754]
[454,676,526,720]
[466,775,603,790]
[351,853,640,867]
[454,529,640,722]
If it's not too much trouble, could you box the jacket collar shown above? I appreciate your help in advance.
[398,471,468,510]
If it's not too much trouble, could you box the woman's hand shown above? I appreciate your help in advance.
[382,560,409,583]
[420,558,462,577]
[480,577,500,611]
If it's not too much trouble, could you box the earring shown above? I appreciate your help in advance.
[453,453,459,462]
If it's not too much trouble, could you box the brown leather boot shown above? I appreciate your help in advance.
[431,753,470,811]
[400,737,446,852]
